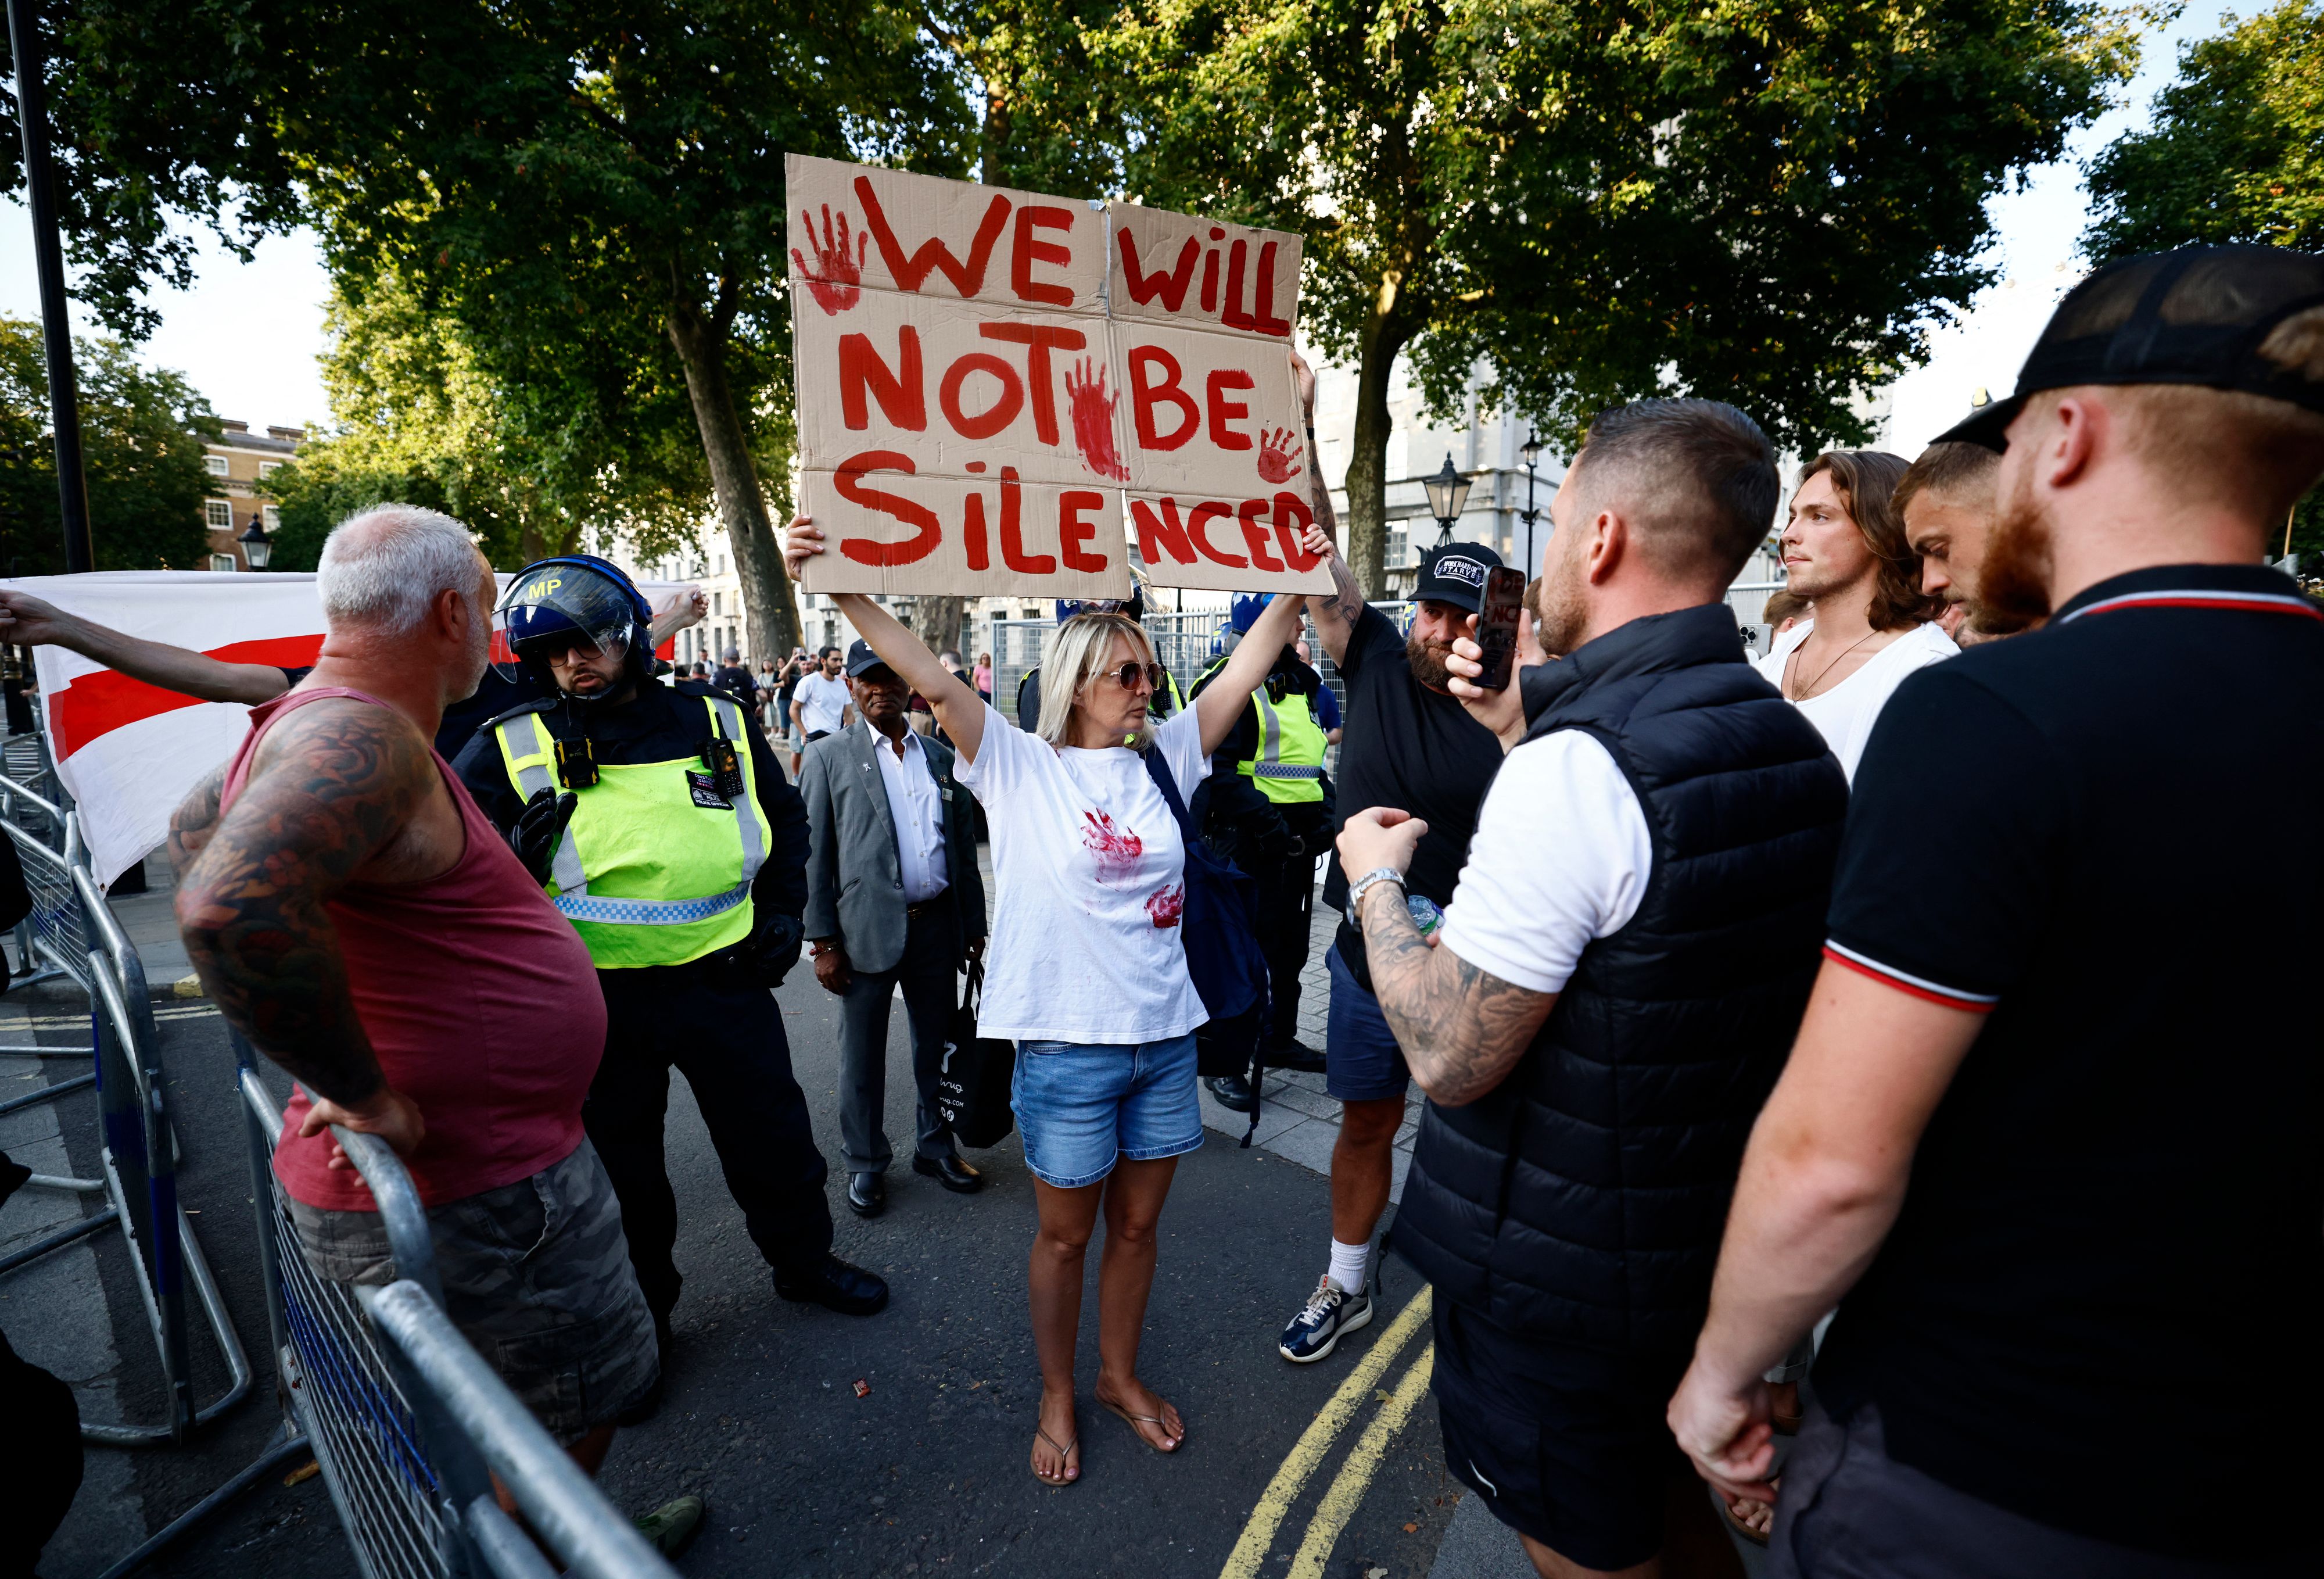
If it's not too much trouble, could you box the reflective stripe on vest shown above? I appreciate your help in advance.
[493,695,769,964]
[1245,686,1326,804]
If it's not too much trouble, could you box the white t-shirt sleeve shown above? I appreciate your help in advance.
[1153,705,1211,797]
[1436,730,1653,996]
[952,701,1032,794]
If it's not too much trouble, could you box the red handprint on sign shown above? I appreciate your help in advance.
[1065,357,1131,483]
[789,204,867,316]
[1256,427,1305,485]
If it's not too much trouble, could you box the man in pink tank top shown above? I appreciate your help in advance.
[169,504,704,1559]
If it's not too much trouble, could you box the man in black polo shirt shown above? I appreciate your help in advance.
[1275,521,1508,1365]
[1669,244,2324,1576]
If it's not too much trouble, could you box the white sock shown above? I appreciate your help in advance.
[1327,1238,1369,1296]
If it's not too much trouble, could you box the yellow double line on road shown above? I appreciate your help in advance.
[1220,1284,1436,1579]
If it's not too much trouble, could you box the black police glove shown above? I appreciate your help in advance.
[706,913,804,991]
[510,787,578,886]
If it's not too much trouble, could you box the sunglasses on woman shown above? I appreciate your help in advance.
[1103,661,1168,693]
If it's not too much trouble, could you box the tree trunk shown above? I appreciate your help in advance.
[666,298,803,658]
[1344,277,1416,597]
[913,594,966,658]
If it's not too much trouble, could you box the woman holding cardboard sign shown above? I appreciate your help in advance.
[784,514,1306,1487]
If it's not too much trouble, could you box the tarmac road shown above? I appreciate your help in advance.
[11,916,1490,1578]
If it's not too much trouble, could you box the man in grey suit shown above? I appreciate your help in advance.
[801,640,988,1218]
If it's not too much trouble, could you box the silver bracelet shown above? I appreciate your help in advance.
[1346,867,1406,918]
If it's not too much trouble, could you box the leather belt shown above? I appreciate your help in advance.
[905,891,950,919]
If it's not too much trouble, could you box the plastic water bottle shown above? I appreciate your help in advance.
[1407,894,1444,938]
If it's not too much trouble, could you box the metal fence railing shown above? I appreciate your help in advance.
[231,1034,681,1579]
[0,776,252,1449]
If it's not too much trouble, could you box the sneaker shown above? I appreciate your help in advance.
[1278,1274,1373,1364]
[634,1494,706,1559]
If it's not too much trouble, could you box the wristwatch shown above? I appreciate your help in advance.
[1346,867,1407,919]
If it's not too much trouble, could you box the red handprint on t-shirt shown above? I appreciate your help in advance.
[1065,358,1131,482]
[1080,809,1144,882]
[790,204,867,316]
[1257,427,1305,485]
[1145,883,1185,928]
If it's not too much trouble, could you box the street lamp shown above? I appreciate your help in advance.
[1518,431,1545,572]
[1422,452,1472,548]
[238,513,272,570]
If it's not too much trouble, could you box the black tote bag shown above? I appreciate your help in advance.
[935,962,1017,1149]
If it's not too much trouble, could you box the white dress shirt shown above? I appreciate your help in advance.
[871,725,950,904]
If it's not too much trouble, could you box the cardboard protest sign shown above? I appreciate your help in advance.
[787,155,1329,597]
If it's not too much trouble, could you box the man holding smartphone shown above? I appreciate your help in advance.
[1280,353,1512,1365]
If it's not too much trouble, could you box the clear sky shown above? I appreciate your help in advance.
[0,6,2233,441]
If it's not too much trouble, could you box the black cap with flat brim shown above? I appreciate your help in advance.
[1935,244,2324,452]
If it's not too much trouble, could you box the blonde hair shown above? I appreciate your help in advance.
[1034,613,1157,750]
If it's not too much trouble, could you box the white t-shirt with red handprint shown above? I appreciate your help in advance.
[954,701,1211,1044]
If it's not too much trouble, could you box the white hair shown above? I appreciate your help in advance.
[317,504,485,636]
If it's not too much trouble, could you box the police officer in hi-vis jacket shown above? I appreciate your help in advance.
[453,557,887,1419]
[1190,592,1334,1111]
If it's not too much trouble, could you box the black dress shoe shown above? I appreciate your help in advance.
[1206,1073,1256,1113]
[1265,1037,1327,1073]
[912,1152,982,1193]
[847,1170,885,1218]
[773,1254,890,1317]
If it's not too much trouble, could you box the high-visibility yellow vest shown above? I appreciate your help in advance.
[1197,656,1328,805]
[492,694,770,968]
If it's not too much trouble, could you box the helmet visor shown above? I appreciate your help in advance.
[492,564,636,686]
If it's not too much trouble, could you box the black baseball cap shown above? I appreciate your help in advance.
[843,639,894,679]
[1412,540,1504,613]
[1938,244,2324,451]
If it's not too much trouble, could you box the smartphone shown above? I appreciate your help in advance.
[1472,566,1526,691]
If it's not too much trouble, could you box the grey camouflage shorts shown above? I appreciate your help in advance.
[286,1139,658,1444]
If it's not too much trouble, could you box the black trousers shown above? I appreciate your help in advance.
[585,959,834,1317]
[1254,804,1327,1043]
[0,1326,81,1575]
[837,905,962,1173]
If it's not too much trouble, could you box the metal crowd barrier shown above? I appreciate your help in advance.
[228,1032,679,1579]
[0,774,252,1447]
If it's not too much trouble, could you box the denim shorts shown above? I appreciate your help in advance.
[1326,945,1411,1102]
[1011,1033,1203,1188]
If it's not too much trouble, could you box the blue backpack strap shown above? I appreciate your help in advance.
[1142,744,1195,837]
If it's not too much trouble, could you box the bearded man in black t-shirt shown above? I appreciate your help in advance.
[1269,363,1511,1367]
[1670,245,2324,1576]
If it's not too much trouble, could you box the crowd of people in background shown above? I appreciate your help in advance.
[3,242,2319,1578]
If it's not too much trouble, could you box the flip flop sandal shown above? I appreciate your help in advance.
[1722,1485,1778,1548]
[1031,1426,1079,1487]
[1099,1395,1182,1453]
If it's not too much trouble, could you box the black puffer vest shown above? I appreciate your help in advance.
[1389,603,1847,1352]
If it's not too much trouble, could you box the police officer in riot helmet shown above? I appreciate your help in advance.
[451,557,886,1421]
[1190,592,1334,1111]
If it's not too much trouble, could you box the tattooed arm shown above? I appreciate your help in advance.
[1302,524,1368,669]
[1287,350,1364,668]
[167,764,228,882]
[1339,807,1555,1106]
[174,699,442,1157]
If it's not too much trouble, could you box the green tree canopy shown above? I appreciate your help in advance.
[1100,0,2139,590]
[2083,0,2323,259]
[2082,0,2324,558]
[10,0,965,654]
[266,274,715,574]
[0,316,215,574]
